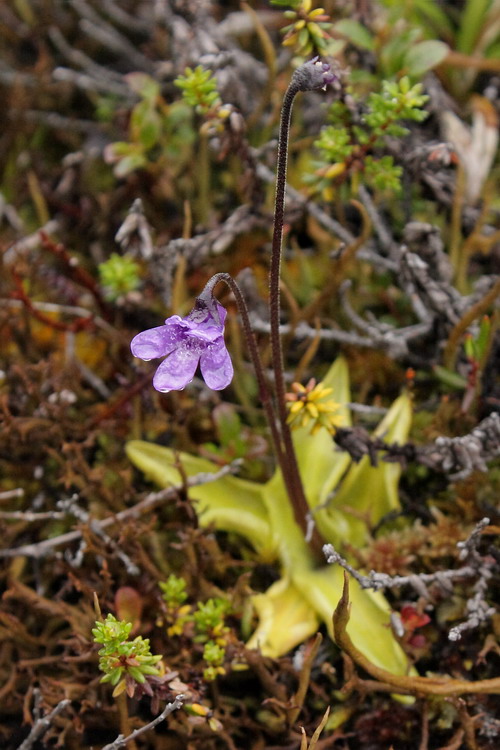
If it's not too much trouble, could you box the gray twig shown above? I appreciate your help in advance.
[333,412,500,481]
[324,518,496,640]
[323,543,477,596]
[0,488,25,501]
[16,693,71,750]
[52,67,131,98]
[57,495,140,574]
[0,510,65,521]
[0,461,243,560]
[115,199,154,260]
[101,695,185,750]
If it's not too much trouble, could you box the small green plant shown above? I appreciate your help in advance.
[310,76,428,197]
[160,573,189,608]
[159,574,192,637]
[159,578,232,682]
[98,253,141,301]
[193,598,231,644]
[202,641,227,681]
[194,599,231,682]
[174,65,222,116]
[174,65,235,134]
[172,66,236,223]
[92,614,163,697]
[104,73,194,178]
[271,0,338,58]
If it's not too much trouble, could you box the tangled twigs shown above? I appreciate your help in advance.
[39,232,112,318]
[333,411,500,480]
[333,573,500,697]
[16,692,71,750]
[0,462,242,561]
[9,269,96,334]
[325,518,496,640]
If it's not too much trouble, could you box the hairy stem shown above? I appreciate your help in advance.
[206,62,334,556]
[205,273,285,469]
[268,77,324,554]
[207,272,322,555]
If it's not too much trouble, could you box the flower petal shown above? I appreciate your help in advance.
[185,301,226,341]
[152,346,200,392]
[131,317,183,361]
[199,340,233,390]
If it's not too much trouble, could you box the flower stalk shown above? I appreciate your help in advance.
[267,59,336,552]
[130,59,337,557]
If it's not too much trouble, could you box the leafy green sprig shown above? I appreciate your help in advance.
[160,577,232,682]
[202,642,227,681]
[271,0,336,58]
[193,598,232,681]
[311,76,429,196]
[174,65,234,134]
[174,65,222,115]
[98,253,141,302]
[193,598,231,644]
[159,574,192,637]
[92,614,163,697]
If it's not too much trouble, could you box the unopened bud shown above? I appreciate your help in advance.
[291,56,337,92]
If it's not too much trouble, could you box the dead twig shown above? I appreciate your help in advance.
[100,695,185,750]
[16,692,71,750]
[0,461,243,561]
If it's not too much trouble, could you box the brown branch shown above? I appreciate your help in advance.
[10,271,95,334]
[0,462,242,560]
[39,231,112,319]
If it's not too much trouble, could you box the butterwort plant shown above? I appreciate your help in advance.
[131,57,337,552]
[128,59,414,674]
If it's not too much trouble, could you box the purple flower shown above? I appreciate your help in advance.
[131,293,233,392]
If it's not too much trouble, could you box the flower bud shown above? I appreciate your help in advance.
[291,56,337,92]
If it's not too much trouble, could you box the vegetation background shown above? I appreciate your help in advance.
[0,1,499,748]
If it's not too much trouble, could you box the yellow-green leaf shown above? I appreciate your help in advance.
[325,392,412,546]
[246,576,320,657]
[126,441,275,559]
[293,565,412,675]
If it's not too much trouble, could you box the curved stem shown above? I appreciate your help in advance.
[268,80,324,556]
[270,83,297,426]
[206,272,322,556]
[203,62,333,558]
[204,273,285,469]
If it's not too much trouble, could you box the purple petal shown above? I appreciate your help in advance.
[186,299,227,331]
[131,317,183,361]
[199,340,234,390]
[188,324,224,343]
[214,301,227,327]
[152,346,200,392]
